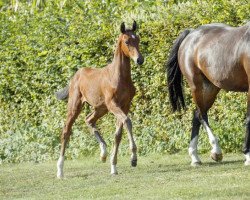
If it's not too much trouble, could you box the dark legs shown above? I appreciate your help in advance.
[243,91,250,165]
[188,74,222,166]
[188,110,202,166]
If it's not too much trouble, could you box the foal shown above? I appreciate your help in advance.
[56,21,144,178]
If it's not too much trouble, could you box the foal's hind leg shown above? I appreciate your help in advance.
[189,76,222,166]
[85,108,108,162]
[57,90,82,178]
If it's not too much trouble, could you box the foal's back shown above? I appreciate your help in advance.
[70,66,111,107]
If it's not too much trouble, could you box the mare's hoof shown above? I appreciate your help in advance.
[191,161,202,167]
[131,159,137,167]
[211,153,223,162]
[244,160,250,166]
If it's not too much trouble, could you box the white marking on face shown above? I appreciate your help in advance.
[131,34,135,39]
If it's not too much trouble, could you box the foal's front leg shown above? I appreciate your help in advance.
[107,100,137,174]
[110,120,123,174]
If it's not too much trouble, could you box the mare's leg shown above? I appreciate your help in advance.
[189,109,202,166]
[110,120,123,174]
[189,75,221,165]
[85,108,108,162]
[244,94,250,165]
[107,100,137,174]
[243,58,250,165]
[57,89,82,178]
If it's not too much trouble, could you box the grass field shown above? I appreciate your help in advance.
[0,153,250,200]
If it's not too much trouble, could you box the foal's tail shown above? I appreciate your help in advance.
[55,85,69,100]
[166,29,191,112]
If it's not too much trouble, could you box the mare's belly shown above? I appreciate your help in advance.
[204,66,248,92]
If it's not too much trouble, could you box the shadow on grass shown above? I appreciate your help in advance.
[146,158,244,174]
[204,159,244,166]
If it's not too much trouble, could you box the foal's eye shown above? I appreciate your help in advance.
[125,40,129,45]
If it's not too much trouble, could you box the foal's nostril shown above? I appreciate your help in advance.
[137,57,144,65]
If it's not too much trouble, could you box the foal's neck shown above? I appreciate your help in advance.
[110,36,132,82]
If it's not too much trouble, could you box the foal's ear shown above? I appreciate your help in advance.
[120,22,126,34]
[132,20,137,32]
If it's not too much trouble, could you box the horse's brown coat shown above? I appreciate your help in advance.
[56,21,143,177]
[167,22,250,165]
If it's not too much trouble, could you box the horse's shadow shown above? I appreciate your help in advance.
[146,158,244,174]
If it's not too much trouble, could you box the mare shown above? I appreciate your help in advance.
[166,22,250,166]
[55,21,144,178]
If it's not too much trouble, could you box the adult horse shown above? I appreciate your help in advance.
[166,22,250,166]
[55,21,144,178]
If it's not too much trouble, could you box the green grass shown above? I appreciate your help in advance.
[0,153,250,200]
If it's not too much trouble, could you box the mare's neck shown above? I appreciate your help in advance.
[110,36,131,82]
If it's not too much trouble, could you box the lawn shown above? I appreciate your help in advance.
[0,153,249,200]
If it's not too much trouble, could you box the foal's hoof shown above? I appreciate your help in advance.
[111,171,118,175]
[191,161,202,167]
[211,153,223,162]
[100,156,107,163]
[131,159,137,167]
[57,173,64,179]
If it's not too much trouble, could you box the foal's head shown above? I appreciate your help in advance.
[120,21,144,65]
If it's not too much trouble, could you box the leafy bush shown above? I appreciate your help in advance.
[0,0,249,163]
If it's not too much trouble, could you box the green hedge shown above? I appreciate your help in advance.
[0,0,249,163]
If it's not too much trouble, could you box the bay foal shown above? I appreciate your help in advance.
[166,23,250,166]
[56,21,144,178]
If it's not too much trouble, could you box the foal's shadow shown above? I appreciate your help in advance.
[204,159,243,166]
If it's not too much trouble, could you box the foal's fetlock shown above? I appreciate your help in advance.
[111,165,118,175]
[99,143,107,162]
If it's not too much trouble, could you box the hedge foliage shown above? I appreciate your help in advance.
[0,0,249,163]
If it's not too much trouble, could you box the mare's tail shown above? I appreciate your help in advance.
[166,29,191,112]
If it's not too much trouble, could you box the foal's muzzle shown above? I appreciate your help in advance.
[137,56,144,65]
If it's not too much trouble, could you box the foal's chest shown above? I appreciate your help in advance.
[113,84,136,101]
